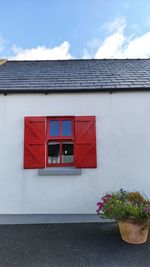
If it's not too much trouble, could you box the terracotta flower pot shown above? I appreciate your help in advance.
[118,218,149,244]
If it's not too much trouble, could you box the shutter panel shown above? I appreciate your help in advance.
[24,116,46,169]
[74,116,97,168]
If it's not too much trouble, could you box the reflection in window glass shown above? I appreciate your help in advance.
[62,120,72,136]
[62,142,74,163]
[50,120,60,136]
[48,142,60,164]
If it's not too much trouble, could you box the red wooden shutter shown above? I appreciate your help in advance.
[74,116,97,168]
[24,116,46,169]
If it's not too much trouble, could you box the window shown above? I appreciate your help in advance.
[24,116,97,169]
[49,119,72,137]
[47,117,74,166]
[47,142,74,165]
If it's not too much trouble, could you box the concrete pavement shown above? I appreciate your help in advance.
[0,223,149,267]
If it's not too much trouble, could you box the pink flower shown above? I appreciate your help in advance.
[96,202,104,213]
[144,208,149,212]
[102,194,112,203]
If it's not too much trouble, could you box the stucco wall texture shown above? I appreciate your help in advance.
[0,92,150,214]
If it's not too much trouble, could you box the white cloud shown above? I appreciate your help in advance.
[91,18,150,59]
[82,38,102,59]
[102,17,126,34]
[122,32,150,58]
[10,41,73,60]
[1,17,150,61]
[95,32,125,59]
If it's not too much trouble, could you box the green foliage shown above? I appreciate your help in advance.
[127,191,145,204]
[97,189,150,222]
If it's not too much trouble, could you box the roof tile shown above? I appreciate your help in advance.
[0,59,150,93]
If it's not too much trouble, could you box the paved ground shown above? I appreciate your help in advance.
[0,223,149,267]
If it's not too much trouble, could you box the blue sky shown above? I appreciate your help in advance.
[1,0,150,59]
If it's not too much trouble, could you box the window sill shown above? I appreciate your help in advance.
[38,167,82,176]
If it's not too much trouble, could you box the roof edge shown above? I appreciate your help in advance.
[0,87,150,95]
[6,58,150,63]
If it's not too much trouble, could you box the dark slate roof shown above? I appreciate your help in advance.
[1,59,150,94]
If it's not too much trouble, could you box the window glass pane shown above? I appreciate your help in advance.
[62,142,74,163]
[48,142,60,164]
[50,120,60,136]
[62,120,72,136]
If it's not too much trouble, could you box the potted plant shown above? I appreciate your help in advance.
[96,189,150,244]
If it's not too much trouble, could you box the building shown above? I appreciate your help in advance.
[0,59,150,224]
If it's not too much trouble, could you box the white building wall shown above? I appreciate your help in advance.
[0,92,150,215]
